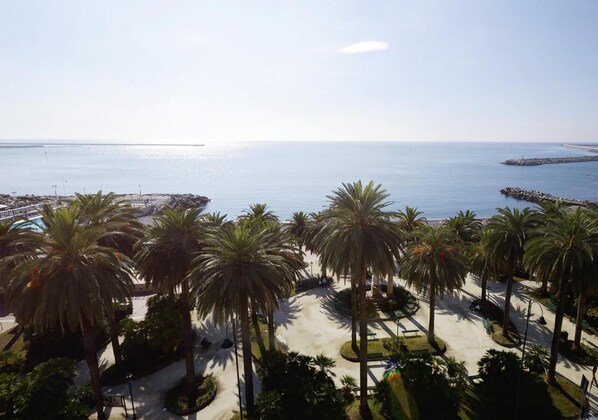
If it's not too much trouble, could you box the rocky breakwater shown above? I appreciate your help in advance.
[164,194,210,211]
[500,187,594,207]
[502,156,598,166]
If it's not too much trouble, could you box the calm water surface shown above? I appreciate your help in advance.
[1,142,597,220]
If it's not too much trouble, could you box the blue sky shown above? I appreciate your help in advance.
[1,1,597,143]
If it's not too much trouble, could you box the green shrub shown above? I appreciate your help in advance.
[164,375,217,415]
[383,336,406,356]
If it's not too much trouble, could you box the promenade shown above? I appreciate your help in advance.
[72,257,598,418]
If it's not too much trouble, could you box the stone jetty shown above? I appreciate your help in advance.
[161,194,210,211]
[502,156,598,166]
[500,187,595,207]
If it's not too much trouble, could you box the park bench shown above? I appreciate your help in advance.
[482,318,492,334]
[367,332,377,340]
[401,328,420,337]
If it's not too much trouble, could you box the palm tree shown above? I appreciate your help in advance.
[287,211,309,249]
[5,206,134,420]
[396,206,427,243]
[191,222,300,418]
[535,201,565,294]
[0,219,37,287]
[469,236,499,302]
[315,181,402,415]
[135,208,204,408]
[401,226,467,344]
[483,207,538,336]
[242,203,278,223]
[76,191,142,365]
[524,208,598,382]
[444,210,482,246]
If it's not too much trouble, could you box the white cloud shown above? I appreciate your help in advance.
[339,41,388,54]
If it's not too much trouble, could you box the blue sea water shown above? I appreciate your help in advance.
[1,142,597,220]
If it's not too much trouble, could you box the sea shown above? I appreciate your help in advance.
[1,142,597,221]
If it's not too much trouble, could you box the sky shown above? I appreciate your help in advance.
[1,1,597,143]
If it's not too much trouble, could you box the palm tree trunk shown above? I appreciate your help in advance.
[358,260,370,417]
[387,272,394,298]
[502,265,515,336]
[267,308,275,351]
[481,277,487,301]
[574,286,588,352]
[549,277,569,384]
[541,275,548,295]
[180,281,197,407]
[82,323,106,420]
[240,297,256,418]
[105,300,123,365]
[251,306,267,358]
[351,271,358,349]
[428,280,436,344]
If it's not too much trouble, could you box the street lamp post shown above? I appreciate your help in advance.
[232,317,244,420]
[514,299,547,419]
[51,185,57,197]
[126,373,137,420]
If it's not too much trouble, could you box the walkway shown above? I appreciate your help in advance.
[69,267,598,418]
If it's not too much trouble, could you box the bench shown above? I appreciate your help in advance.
[367,332,377,340]
[401,328,420,337]
[482,318,492,334]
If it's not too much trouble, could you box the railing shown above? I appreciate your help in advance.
[0,204,45,221]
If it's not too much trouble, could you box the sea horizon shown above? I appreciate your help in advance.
[1,141,597,220]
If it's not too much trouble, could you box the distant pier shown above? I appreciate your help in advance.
[502,156,598,166]
[500,187,595,207]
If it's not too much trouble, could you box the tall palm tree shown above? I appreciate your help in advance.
[5,206,134,420]
[191,223,300,418]
[396,206,427,244]
[524,208,598,382]
[535,201,566,295]
[315,181,402,416]
[483,207,538,336]
[0,219,37,287]
[242,203,278,223]
[135,208,203,408]
[287,211,309,249]
[444,210,482,246]
[401,226,467,344]
[469,239,498,302]
[76,191,142,365]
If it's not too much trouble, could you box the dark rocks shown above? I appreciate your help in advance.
[502,156,598,166]
[500,187,594,207]
[165,194,210,211]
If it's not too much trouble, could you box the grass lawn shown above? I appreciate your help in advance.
[249,317,284,364]
[0,326,27,357]
[345,399,387,420]
[548,375,584,419]
[473,299,520,348]
[458,375,583,420]
[340,336,446,362]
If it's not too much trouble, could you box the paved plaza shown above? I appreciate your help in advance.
[4,252,597,419]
